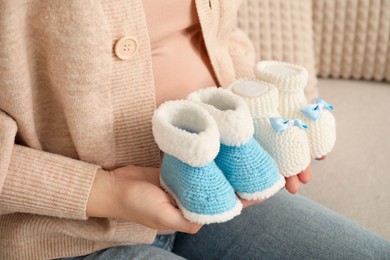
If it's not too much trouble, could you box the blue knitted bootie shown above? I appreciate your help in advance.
[152,100,242,224]
[188,88,285,200]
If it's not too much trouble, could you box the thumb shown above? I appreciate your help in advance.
[162,205,203,234]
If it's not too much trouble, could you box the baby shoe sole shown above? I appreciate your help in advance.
[237,176,285,201]
[160,178,243,225]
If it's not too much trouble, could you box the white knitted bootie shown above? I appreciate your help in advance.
[255,61,336,159]
[229,80,311,177]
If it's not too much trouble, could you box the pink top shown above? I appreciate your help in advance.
[143,0,218,106]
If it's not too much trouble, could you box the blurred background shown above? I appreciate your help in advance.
[237,0,390,239]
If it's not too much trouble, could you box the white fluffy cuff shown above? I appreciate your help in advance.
[255,61,308,92]
[187,87,254,146]
[228,79,279,118]
[152,100,220,167]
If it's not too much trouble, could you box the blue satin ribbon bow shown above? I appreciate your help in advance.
[270,117,308,133]
[301,98,334,121]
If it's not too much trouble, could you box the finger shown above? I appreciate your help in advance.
[161,206,203,234]
[165,193,177,208]
[240,198,264,209]
[315,155,327,160]
[285,176,300,194]
[298,166,312,184]
[140,167,161,186]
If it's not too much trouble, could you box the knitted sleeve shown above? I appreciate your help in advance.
[221,0,256,81]
[0,110,101,220]
[228,26,257,80]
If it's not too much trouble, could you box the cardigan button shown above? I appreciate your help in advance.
[115,36,139,60]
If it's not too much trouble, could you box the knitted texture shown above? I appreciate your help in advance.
[152,100,220,167]
[152,100,241,224]
[215,138,285,200]
[237,0,318,101]
[229,80,311,177]
[0,1,257,258]
[313,0,390,81]
[255,61,336,159]
[238,0,390,84]
[160,154,242,224]
[188,87,285,200]
[255,61,309,117]
[187,87,254,146]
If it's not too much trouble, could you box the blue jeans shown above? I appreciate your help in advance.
[59,190,390,259]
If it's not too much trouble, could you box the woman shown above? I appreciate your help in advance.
[0,0,389,259]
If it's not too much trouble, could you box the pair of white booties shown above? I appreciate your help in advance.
[230,60,336,177]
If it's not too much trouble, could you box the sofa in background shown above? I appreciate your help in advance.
[237,0,390,239]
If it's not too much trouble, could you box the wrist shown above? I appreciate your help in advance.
[86,168,116,218]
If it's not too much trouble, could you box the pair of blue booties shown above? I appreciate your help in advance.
[152,87,285,224]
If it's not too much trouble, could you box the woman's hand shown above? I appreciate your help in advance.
[285,155,326,194]
[285,166,312,194]
[86,166,202,234]
[240,198,265,208]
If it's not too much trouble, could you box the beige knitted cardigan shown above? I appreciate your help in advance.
[0,0,255,259]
